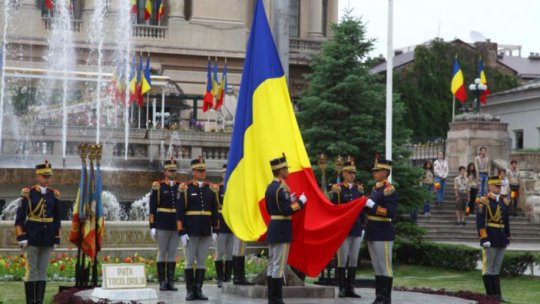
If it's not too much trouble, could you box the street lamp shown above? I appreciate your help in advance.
[468,78,487,113]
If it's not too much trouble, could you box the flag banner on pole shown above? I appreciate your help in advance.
[69,159,87,247]
[451,57,467,103]
[478,59,490,104]
[215,63,227,110]
[222,0,366,277]
[203,60,214,112]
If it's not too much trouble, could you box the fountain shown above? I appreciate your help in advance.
[128,192,151,221]
[0,0,11,153]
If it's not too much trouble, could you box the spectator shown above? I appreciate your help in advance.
[454,166,469,226]
[421,160,435,216]
[434,151,449,205]
[498,168,510,198]
[507,160,520,216]
[466,162,479,215]
[475,146,490,196]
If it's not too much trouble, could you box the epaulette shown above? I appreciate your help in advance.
[331,184,341,193]
[52,188,61,199]
[178,183,188,192]
[152,181,160,190]
[210,184,220,193]
[383,183,395,196]
[20,188,30,199]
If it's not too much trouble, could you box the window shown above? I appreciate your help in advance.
[135,0,167,25]
[289,0,300,38]
[514,129,524,150]
[322,0,328,36]
[39,0,83,20]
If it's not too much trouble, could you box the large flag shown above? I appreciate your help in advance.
[222,0,366,277]
[131,0,137,14]
[156,0,165,22]
[451,57,467,103]
[202,61,214,112]
[141,56,152,96]
[144,0,152,21]
[478,59,490,104]
[69,159,87,247]
[215,63,227,110]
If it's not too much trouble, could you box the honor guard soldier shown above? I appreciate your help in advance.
[265,154,307,304]
[231,235,254,285]
[15,161,61,304]
[477,176,510,303]
[330,156,365,298]
[213,164,234,288]
[149,158,180,291]
[364,159,398,304]
[177,157,219,301]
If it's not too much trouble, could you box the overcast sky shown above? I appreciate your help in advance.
[338,0,540,58]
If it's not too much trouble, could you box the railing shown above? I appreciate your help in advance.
[42,17,82,32]
[289,38,324,54]
[202,147,229,161]
[405,138,446,165]
[132,24,167,39]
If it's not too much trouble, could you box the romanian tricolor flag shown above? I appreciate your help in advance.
[81,154,104,259]
[46,0,54,11]
[131,0,137,14]
[141,56,152,97]
[69,158,87,247]
[144,0,152,21]
[212,61,220,99]
[215,63,227,110]
[451,57,467,103]
[202,61,214,112]
[478,59,490,104]
[222,0,366,277]
[156,0,165,22]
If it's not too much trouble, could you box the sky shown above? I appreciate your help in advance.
[338,0,540,58]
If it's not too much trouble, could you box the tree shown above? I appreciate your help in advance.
[297,12,427,214]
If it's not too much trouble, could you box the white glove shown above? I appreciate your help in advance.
[150,228,156,241]
[18,240,28,249]
[290,192,297,202]
[366,199,376,208]
[482,241,491,248]
[299,193,307,204]
[212,233,217,243]
[181,234,189,247]
[53,244,58,250]
[360,230,366,241]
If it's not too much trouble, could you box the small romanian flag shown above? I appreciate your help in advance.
[478,59,490,104]
[144,0,152,21]
[451,57,467,103]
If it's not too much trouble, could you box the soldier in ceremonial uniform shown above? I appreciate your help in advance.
[364,159,398,304]
[231,236,254,285]
[330,156,365,298]
[213,164,234,288]
[177,157,219,301]
[265,154,307,304]
[149,158,180,291]
[14,161,61,304]
[477,176,510,303]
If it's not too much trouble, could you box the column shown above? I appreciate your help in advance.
[307,0,324,38]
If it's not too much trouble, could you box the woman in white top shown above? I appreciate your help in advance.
[433,151,449,205]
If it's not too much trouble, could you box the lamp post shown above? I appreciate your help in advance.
[469,78,487,113]
[335,155,344,184]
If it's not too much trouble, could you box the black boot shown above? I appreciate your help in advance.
[224,260,233,282]
[157,262,167,291]
[494,275,510,303]
[184,269,196,301]
[233,256,254,285]
[345,267,361,298]
[195,269,209,300]
[267,276,273,304]
[24,281,36,304]
[215,261,224,288]
[371,276,382,304]
[166,262,178,291]
[271,278,285,304]
[373,276,392,304]
[35,281,45,304]
[337,267,347,298]
[482,275,493,296]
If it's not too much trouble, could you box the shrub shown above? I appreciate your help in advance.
[394,219,426,244]
[500,251,535,277]
[395,241,481,271]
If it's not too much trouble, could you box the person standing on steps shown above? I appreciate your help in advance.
[507,160,520,216]
[475,146,491,197]
[477,176,511,303]
[15,161,61,304]
[213,164,234,288]
[466,162,479,216]
[149,158,181,292]
[421,160,435,216]
[330,156,364,298]
[434,151,448,206]
[454,166,469,226]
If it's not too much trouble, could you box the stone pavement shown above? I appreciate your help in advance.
[80,285,475,304]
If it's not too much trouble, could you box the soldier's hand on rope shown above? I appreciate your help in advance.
[18,240,28,249]
[299,193,307,204]
[481,238,491,248]
[150,228,157,241]
[181,234,189,247]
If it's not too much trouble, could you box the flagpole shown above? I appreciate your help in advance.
[452,95,456,122]
[146,92,150,128]
[161,89,165,128]
[138,102,141,128]
[385,0,394,181]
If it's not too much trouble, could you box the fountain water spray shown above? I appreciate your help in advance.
[0,1,11,153]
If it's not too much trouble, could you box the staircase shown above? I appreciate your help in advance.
[417,176,540,244]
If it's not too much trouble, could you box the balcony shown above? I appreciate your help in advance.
[132,24,167,39]
[42,17,83,33]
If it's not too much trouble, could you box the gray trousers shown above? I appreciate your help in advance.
[156,229,180,262]
[215,233,234,261]
[233,235,246,256]
[25,245,53,281]
[185,236,212,269]
[267,243,290,279]
[482,247,506,275]
[367,241,393,277]
[337,236,363,267]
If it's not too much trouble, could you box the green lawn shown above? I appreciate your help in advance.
[1,265,539,303]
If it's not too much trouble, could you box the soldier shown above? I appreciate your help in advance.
[330,156,365,298]
[364,159,398,304]
[213,164,234,288]
[149,158,180,291]
[477,176,511,303]
[15,161,61,304]
[231,235,254,285]
[177,157,219,301]
[265,154,307,304]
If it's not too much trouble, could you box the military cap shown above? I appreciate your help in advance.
[372,158,392,171]
[164,158,177,170]
[36,160,53,176]
[488,175,501,186]
[270,153,288,171]
[191,156,206,170]
[342,156,356,172]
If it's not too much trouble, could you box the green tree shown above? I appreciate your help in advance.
[297,13,427,214]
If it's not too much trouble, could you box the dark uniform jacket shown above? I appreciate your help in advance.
[476,193,511,248]
[331,182,365,237]
[149,179,180,231]
[15,186,61,247]
[365,180,398,242]
[265,179,304,244]
[177,180,219,237]
[215,183,232,234]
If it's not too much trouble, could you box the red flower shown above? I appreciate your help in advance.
[123,257,132,263]
[60,264,66,271]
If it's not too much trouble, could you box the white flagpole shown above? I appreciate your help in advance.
[385,0,394,182]
[452,95,456,122]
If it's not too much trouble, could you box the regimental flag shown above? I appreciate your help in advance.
[144,0,152,21]
[46,0,54,11]
[129,56,143,106]
[81,154,104,259]
[215,63,227,110]
[109,61,126,104]
[69,158,87,247]
[203,61,214,112]
[131,0,137,14]
[451,57,467,103]
[141,56,152,97]
[478,59,490,104]
[156,0,165,22]
[212,61,220,99]
[129,57,138,99]
[222,0,366,277]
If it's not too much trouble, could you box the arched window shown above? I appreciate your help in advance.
[289,0,300,38]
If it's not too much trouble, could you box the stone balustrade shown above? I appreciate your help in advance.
[132,24,168,39]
